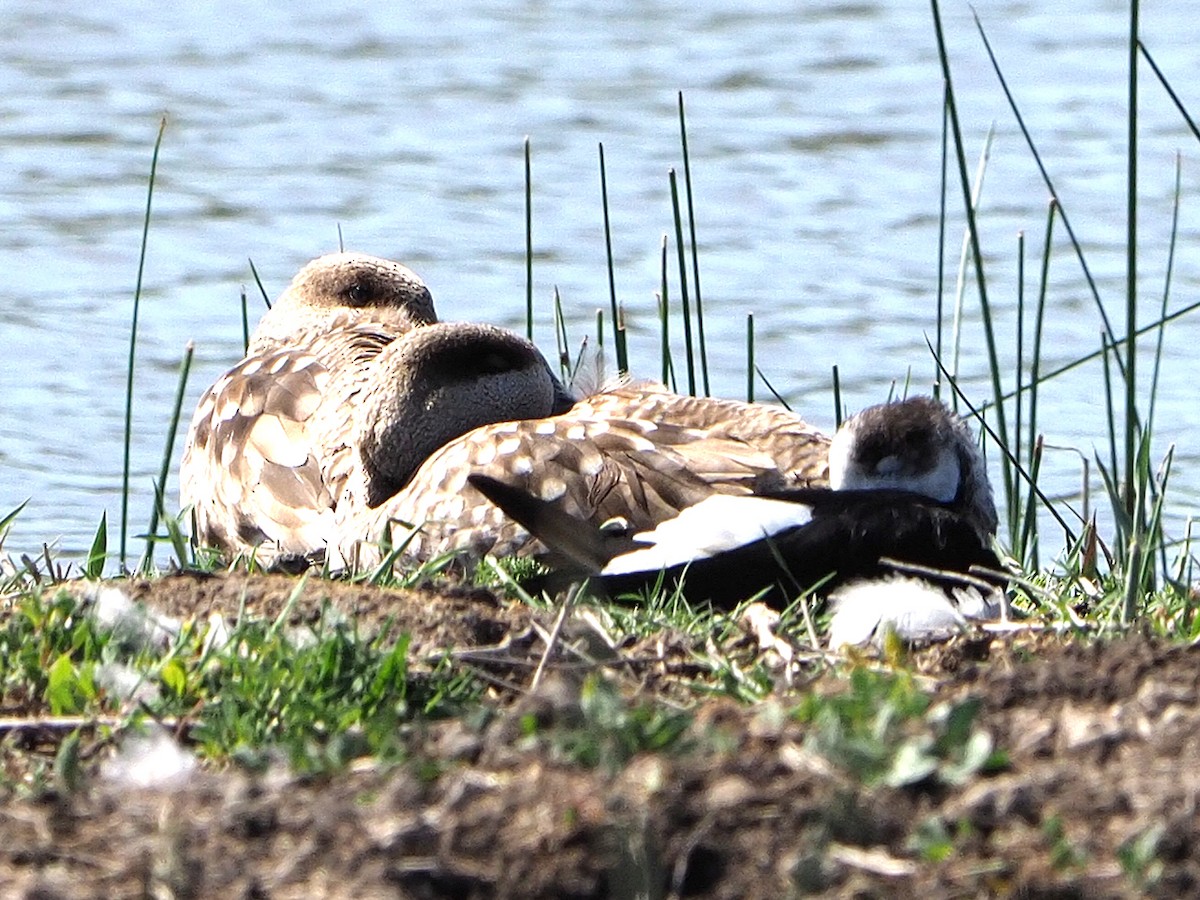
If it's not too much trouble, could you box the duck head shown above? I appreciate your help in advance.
[251,252,438,351]
[828,396,998,538]
[353,321,575,508]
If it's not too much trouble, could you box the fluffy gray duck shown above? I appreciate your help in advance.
[180,252,441,562]
[469,395,1003,615]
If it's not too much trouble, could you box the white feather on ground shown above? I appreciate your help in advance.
[85,584,180,651]
[827,576,1001,649]
[101,725,198,790]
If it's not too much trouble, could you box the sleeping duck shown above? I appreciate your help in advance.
[468,395,1006,629]
[181,269,825,569]
[180,252,441,563]
[331,323,831,568]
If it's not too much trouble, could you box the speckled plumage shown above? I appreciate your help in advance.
[466,395,1003,609]
[181,261,832,571]
[336,379,832,570]
[180,253,438,562]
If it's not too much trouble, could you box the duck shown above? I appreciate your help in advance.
[467,396,1005,615]
[180,252,441,563]
[331,324,831,569]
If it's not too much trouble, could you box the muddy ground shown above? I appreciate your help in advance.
[3,572,1199,898]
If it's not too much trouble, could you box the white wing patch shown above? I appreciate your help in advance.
[601,495,812,575]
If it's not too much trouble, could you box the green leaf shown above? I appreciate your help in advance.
[161,658,188,696]
[85,512,108,580]
[46,652,79,715]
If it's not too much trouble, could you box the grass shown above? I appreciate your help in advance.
[2,5,1199,893]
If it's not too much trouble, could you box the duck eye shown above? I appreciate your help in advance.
[345,282,367,306]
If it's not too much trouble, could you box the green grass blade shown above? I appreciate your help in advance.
[0,499,28,537]
[552,286,570,383]
[832,365,843,428]
[668,169,695,395]
[929,340,1077,543]
[120,115,167,571]
[1123,0,1141,522]
[746,313,754,403]
[658,235,671,388]
[756,367,791,411]
[141,341,195,573]
[1146,154,1182,437]
[930,0,1010,510]
[1011,229,1026,542]
[248,258,271,309]
[524,135,534,341]
[988,293,1200,409]
[935,82,949,400]
[598,143,628,377]
[971,9,1122,370]
[240,286,250,354]
[949,124,994,392]
[677,92,710,396]
[1137,40,1200,145]
[85,512,107,580]
[1017,436,1044,569]
[1027,200,1057,476]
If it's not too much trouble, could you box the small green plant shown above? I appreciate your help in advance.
[1118,822,1164,888]
[183,611,478,773]
[792,667,1006,788]
[1043,813,1087,871]
[537,674,692,772]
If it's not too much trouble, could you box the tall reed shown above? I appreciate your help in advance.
[119,115,167,572]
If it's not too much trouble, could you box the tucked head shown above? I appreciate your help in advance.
[252,252,438,348]
[356,321,571,506]
[828,396,997,535]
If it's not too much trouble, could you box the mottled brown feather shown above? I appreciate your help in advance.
[180,253,438,563]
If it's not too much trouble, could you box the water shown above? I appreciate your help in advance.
[1,0,1197,565]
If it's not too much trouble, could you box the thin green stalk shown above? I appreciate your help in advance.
[678,92,710,396]
[756,366,792,411]
[1027,201,1057,481]
[658,235,672,389]
[1012,229,1026,543]
[141,341,195,573]
[972,10,1123,371]
[930,0,1011,513]
[987,289,1200,408]
[240,286,250,354]
[832,365,843,428]
[120,115,167,570]
[248,258,271,309]
[949,124,994,392]
[1137,40,1200,145]
[935,80,949,401]
[1018,436,1044,569]
[1147,154,1182,436]
[598,143,628,376]
[930,343,1077,542]
[524,136,534,341]
[1124,0,1140,522]
[552,287,569,383]
[1101,334,1119,535]
[668,169,695,395]
[746,314,754,403]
